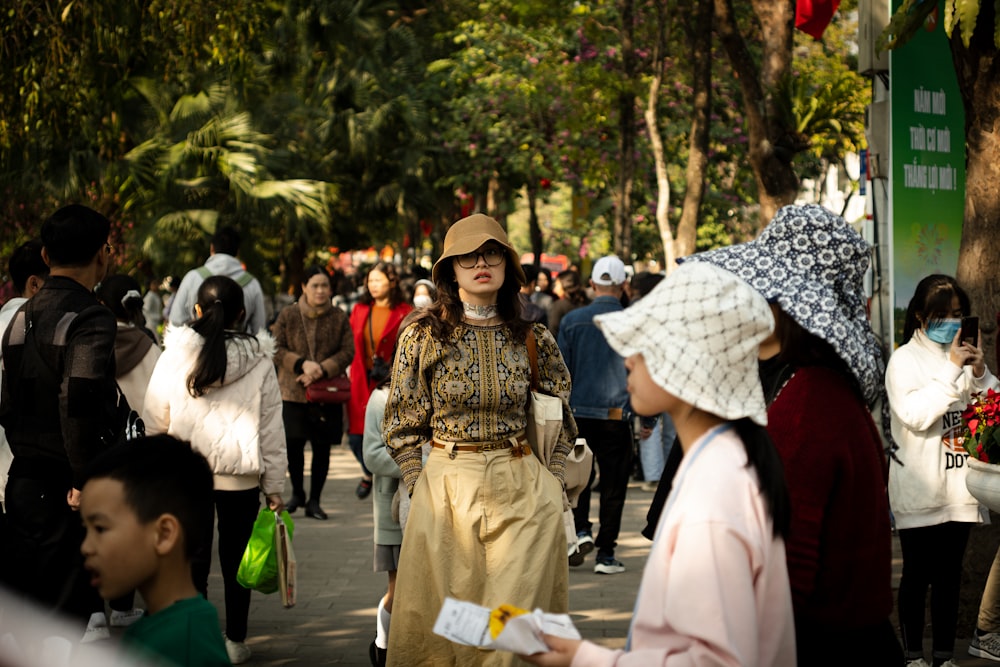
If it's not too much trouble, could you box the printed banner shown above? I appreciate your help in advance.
[889,0,965,346]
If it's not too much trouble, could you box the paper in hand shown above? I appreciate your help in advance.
[433,597,580,655]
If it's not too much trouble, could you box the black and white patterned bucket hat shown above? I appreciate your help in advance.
[681,204,884,407]
[595,262,774,426]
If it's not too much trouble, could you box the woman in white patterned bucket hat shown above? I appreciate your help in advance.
[522,261,796,666]
[680,204,904,665]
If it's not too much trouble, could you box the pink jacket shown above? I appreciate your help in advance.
[572,426,796,667]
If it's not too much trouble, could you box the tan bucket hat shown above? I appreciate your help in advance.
[432,213,526,285]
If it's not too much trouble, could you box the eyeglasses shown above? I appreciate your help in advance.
[455,247,505,269]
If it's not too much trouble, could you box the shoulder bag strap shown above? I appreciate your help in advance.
[296,306,317,362]
[526,327,539,392]
[367,307,379,362]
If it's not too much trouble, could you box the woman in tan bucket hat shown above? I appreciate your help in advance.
[382,213,578,666]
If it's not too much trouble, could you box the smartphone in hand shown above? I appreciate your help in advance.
[961,316,980,346]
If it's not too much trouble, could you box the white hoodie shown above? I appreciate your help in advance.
[886,328,999,529]
[143,325,287,494]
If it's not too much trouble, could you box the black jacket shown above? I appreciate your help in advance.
[0,276,120,488]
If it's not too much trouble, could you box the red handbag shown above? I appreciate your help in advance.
[305,376,351,404]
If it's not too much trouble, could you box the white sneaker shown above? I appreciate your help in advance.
[905,660,930,667]
[225,637,252,665]
[80,612,110,643]
[110,608,144,628]
[971,631,1000,662]
[594,556,626,574]
[937,660,960,667]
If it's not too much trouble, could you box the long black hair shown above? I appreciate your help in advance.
[733,417,791,540]
[902,274,970,344]
[410,250,529,341]
[187,275,256,397]
[773,309,862,402]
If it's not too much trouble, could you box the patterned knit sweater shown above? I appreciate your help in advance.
[384,320,576,494]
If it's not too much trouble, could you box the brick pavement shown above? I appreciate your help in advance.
[212,445,647,665]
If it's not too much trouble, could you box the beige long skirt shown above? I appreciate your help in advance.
[385,446,569,667]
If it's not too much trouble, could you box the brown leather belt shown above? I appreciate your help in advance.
[432,436,532,459]
[607,407,623,420]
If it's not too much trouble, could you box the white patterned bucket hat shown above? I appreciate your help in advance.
[594,262,774,426]
[680,204,883,407]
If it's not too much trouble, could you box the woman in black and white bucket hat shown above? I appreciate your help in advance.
[681,204,904,665]
[523,260,795,666]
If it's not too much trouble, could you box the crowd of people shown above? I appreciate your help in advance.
[2,202,1000,667]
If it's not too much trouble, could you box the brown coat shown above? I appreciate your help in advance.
[271,301,354,403]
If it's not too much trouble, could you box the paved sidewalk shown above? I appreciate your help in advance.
[203,445,994,665]
[210,445,646,665]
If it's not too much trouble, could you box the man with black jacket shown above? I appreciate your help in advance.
[0,204,121,636]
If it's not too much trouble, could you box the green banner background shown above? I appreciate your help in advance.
[890,1,966,346]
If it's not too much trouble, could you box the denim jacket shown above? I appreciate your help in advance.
[557,296,631,420]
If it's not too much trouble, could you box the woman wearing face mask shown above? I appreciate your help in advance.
[411,278,436,309]
[886,273,999,667]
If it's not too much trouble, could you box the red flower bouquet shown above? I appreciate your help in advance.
[963,389,1000,463]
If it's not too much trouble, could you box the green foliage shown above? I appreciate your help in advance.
[117,81,330,283]
[878,0,996,51]
[780,22,870,180]
[0,0,876,289]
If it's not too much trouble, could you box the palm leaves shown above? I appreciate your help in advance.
[120,82,330,277]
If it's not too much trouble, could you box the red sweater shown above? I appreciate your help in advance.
[346,302,412,435]
[767,365,894,629]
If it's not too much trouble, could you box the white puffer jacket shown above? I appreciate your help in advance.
[143,325,287,494]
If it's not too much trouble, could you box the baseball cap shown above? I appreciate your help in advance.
[591,256,627,286]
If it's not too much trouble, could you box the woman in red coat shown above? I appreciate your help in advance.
[347,262,412,498]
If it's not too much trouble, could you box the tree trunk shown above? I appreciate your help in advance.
[285,237,306,296]
[487,173,501,219]
[613,0,636,260]
[951,10,1000,373]
[949,5,1000,635]
[646,72,672,271]
[527,182,543,268]
[674,0,712,266]
[713,0,799,223]
[645,2,672,271]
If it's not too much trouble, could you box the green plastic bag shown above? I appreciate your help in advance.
[237,509,294,593]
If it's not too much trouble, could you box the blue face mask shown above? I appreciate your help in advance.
[925,318,961,344]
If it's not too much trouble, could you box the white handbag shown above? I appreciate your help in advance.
[525,330,594,509]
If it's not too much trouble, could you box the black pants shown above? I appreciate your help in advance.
[572,417,633,558]
[283,401,343,502]
[4,474,104,623]
[193,488,260,643]
[797,616,903,666]
[898,521,973,661]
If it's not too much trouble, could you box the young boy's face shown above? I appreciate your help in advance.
[80,478,159,600]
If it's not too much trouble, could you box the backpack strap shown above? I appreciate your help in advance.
[197,265,254,288]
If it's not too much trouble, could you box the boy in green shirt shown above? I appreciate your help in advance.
[80,434,232,666]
